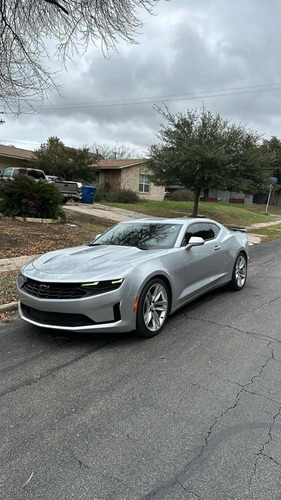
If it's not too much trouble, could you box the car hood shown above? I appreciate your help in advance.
[26,244,164,277]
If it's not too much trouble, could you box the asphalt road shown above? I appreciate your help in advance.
[1,240,281,500]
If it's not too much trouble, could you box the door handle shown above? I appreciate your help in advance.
[214,245,221,251]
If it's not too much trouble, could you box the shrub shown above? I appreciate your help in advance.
[94,184,140,203]
[108,189,140,203]
[94,183,110,202]
[0,176,66,219]
[169,189,194,202]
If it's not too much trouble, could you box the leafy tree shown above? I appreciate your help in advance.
[260,136,281,204]
[147,106,270,217]
[1,0,159,113]
[31,137,96,182]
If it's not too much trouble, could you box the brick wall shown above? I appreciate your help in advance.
[99,170,121,190]
[120,164,165,201]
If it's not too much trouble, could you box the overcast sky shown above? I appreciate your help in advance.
[3,0,281,155]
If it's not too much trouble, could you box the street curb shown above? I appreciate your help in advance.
[0,301,18,313]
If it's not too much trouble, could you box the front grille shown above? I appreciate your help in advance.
[21,304,95,327]
[22,278,87,300]
[21,277,123,300]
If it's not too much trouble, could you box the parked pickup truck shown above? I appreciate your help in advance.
[1,167,82,202]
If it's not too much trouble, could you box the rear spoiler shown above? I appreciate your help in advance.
[226,225,247,233]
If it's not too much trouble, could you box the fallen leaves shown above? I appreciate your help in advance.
[0,310,16,322]
[0,212,111,259]
[0,212,112,308]
[0,270,18,305]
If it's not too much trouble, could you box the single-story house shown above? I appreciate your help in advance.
[93,158,165,201]
[202,188,254,204]
[202,188,281,206]
[0,145,35,172]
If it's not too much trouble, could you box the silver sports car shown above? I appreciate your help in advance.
[17,218,249,338]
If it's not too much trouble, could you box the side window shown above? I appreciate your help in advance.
[209,223,220,238]
[183,223,215,245]
[2,168,13,178]
[28,169,45,180]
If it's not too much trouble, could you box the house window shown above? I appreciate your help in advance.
[139,174,150,193]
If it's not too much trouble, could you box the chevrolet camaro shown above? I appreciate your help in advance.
[17,218,249,338]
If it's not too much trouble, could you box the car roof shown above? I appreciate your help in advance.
[120,217,222,225]
[14,167,43,171]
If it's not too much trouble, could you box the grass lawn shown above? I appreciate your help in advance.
[102,200,281,226]
[247,224,281,241]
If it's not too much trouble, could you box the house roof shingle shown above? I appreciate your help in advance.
[0,145,35,160]
[94,158,146,170]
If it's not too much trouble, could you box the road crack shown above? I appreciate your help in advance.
[178,480,201,498]
[143,347,274,500]
[248,406,281,496]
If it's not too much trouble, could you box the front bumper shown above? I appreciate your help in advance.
[18,285,137,333]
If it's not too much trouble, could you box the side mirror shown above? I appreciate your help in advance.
[186,236,205,248]
[94,234,101,241]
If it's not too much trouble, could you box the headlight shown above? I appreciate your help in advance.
[81,279,124,295]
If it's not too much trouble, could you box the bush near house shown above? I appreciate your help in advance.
[0,176,65,219]
[169,189,194,202]
[95,185,140,203]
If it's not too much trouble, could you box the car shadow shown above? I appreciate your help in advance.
[22,283,243,352]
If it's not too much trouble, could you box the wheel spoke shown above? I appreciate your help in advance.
[144,310,152,327]
[154,300,167,312]
[152,311,161,330]
[152,284,161,302]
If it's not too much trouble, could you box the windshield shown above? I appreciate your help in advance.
[90,222,182,249]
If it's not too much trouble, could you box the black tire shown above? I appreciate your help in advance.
[136,278,170,338]
[230,252,247,290]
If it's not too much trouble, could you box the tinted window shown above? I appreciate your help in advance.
[27,169,45,180]
[209,223,220,238]
[2,168,13,178]
[183,223,215,244]
[91,223,182,249]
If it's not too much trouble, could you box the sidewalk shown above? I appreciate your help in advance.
[64,203,148,222]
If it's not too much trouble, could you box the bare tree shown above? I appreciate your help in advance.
[92,143,141,159]
[0,0,161,114]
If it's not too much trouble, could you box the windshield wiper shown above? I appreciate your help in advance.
[135,244,149,250]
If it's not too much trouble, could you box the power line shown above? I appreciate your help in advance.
[39,82,281,111]
[0,138,40,147]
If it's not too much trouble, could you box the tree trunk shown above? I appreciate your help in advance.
[192,188,201,217]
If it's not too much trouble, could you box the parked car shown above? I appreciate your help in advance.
[18,218,248,338]
[1,167,82,202]
[1,167,46,180]
[46,175,60,182]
